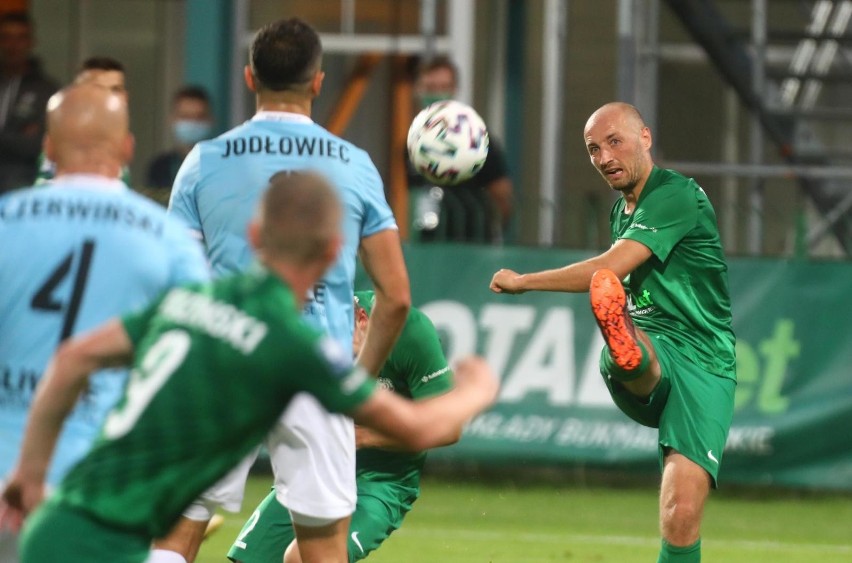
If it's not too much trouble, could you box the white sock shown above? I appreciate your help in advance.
[145,549,188,563]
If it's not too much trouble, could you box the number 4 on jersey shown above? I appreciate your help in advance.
[31,240,96,343]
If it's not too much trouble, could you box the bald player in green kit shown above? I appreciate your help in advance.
[491,102,736,563]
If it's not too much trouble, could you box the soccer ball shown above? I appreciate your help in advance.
[407,100,489,186]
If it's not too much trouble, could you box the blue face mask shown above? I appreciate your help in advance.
[173,119,212,145]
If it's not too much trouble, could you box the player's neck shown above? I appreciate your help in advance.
[265,259,324,308]
[255,96,312,117]
[621,163,654,213]
[54,158,124,180]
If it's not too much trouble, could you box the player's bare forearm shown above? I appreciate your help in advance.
[352,356,497,451]
[16,321,133,481]
[355,412,460,451]
[358,229,411,374]
[490,239,652,294]
[355,425,418,452]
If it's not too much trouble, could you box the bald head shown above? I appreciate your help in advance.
[45,84,133,176]
[583,102,653,193]
[253,171,342,266]
[584,102,646,138]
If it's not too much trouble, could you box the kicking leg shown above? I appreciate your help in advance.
[590,269,662,398]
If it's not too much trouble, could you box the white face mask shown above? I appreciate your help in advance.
[173,119,212,145]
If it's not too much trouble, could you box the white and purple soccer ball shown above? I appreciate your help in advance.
[407,100,490,186]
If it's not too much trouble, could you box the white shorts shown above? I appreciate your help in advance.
[185,392,356,521]
[267,392,356,520]
[187,449,260,518]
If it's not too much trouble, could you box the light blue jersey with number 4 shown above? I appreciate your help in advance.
[168,112,397,352]
[0,176,209,485]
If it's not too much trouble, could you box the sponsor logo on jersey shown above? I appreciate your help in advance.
[421,365,450,384]
[626,288,656,316]
[631,222,658,233]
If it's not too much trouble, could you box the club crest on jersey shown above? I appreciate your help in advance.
[377,377,394,391]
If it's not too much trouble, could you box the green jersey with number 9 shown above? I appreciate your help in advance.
[52,267,376,538]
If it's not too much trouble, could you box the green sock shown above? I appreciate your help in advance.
[657,539,701,562]
[602,339,650,381]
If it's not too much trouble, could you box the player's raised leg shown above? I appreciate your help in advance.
[590,268,661,398]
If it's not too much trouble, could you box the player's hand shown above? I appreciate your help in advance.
[0,472,44,532]
[490,269,525,294]
[452,356,499,409]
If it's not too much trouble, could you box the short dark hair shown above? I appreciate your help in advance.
[418,55,458,84]
[250,18,322,92]
[173,85,210,106]
[0,11,32,28]
[79,56,125,74]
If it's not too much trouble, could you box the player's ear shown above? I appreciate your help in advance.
[323,232,342,266]
[122,133,135,165]
[311,70,324,97]
[641,126,652,151]
[244,66,256,92]
[43,134,54,162]
[247,219,262,252]
[356,306,369,327]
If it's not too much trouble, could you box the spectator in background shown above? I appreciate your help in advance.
[0,11,58,194]
[409,56,513,244]
[36,56,129,185]
[74,56,127,98]
[146,85,213,191]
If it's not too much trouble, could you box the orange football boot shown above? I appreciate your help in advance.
[590,269,643,371]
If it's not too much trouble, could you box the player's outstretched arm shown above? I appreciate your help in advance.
[0,320,133,521]
[490,238,652,294]
[357,229,411,374]
[350,356,497,451]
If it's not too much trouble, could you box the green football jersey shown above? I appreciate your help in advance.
[610,166,736,379]
[355,291,453,489]
[54,268,376,538]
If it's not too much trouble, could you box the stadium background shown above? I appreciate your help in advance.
[12,0,852,560]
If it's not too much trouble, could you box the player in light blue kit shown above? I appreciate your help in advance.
[157,18,410,563]
[0,85,209,560]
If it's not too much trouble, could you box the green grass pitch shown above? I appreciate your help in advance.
[197,473,852,562]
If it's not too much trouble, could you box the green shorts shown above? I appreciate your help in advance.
[600,334,736,485]
[228,480,417,563]
[20,498,149,563]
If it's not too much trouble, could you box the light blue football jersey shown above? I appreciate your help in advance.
[168,112,398,351]
[0,176,210,484]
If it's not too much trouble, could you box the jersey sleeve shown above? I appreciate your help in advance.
[167,145,203,235]
[619,182,699,262]
[293,332,377,413]
[392,311,454,399]
[356,154,398,238]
